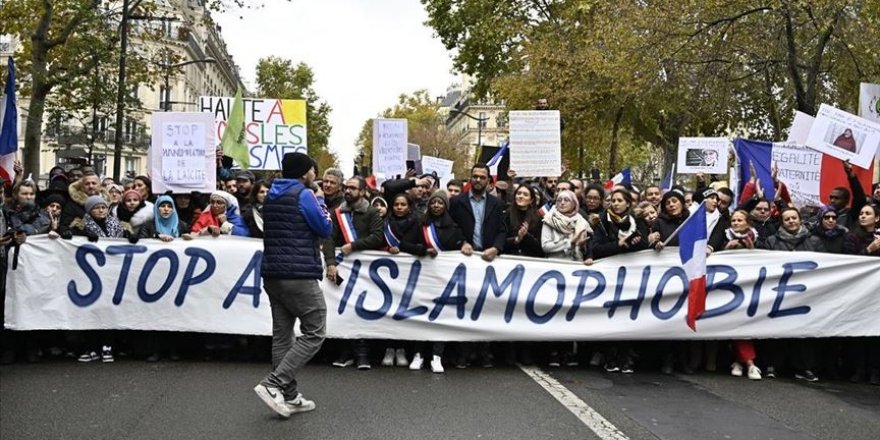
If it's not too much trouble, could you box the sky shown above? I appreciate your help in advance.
[214,0,457,173]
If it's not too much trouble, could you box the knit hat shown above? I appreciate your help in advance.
[282,152,315,179]
[429,189,449,208]
[42,193,66,208]
[702,188,717,199]
[122,189,142,202]
[370,196,388,209]
[84,195,108,213]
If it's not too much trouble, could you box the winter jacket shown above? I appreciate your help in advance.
[138,219,190,239]
[843,228,880,257]
[448,191,508,252]
[59,179,110,235]
[385,213,427,256]
[590,211,650,259]
[762,227,826,252]
[810,225,848,254]
[655,211,689,247]
[262,179,332,280]
[190,207,249,236]
[503,209,544,258]
[422,212,465,251]
[322,197,384,265]
[4,203,51,235]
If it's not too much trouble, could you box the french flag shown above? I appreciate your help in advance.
[487,141,509,177]
[734,138,873,206]
[679,201,708,331]
[603,168,630,190]
[0,57,17,184]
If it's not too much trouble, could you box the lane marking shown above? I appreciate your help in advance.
[519,365,630,440]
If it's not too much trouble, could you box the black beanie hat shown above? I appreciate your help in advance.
[282,152,315,179]
[42,193,67,208]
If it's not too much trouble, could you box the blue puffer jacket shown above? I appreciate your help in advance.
[261,179,332,279]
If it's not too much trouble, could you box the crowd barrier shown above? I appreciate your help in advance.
[5,236,880,340]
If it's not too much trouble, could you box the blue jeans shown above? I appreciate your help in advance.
[261,278,326,399]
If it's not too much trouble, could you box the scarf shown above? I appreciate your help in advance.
[154,195,180,238]
[544,206,591,238]
[813,224,847,239]
[776,226,810,245]
[84,214,124,238]
[253,205,264,232]
[725,227,758,242]
[706,208,721,237]
[606,210,636,240]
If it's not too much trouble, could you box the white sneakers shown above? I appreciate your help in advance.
[409,353,424,370]
[395,348,408,367]
[381,348,395,367]
[731,362,744,377]
[431,355,444,374]
[747,365,762,380]
[254,384,316,418]
[731,362,762,380]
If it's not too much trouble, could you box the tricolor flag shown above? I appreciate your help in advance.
[487,140,509,177]
[603,168,631,190]
[734,138,873,207]
[0,57,17,184]
[679,201,708,331]
[660,164,675,192]
[537,202,552,218]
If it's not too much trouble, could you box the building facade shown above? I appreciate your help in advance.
[0,0,242,180]
[441,75,508,161]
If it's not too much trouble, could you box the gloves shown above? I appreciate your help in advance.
[60,230,73,240]
[86,231,99,242]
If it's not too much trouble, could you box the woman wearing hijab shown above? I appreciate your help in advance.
[832,128,858,152]
[113,189,153,236]
[541,190,591,368]
[139,195,191,240]
[810,206,848,253]
[843,204,880,384]
[410,189,465,374]
[190,191,248,237]
[760,207,825,382]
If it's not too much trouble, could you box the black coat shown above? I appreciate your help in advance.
[503,208,544,258]
[762,227,826,252]
[448,191,508,252]
[590,211,650,259]
[655,211,689,247]
[386,213,427,256]
[423,212,465,251]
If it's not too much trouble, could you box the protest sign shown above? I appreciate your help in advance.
[7,236,880,340]
[421,155,454,188]
[406,143,422,174]
[677,137,729,174]
[509,110,561,176]
[860,83,880,124]
[787,111,815,145]
[199,96,307,170]
[149,112,216,193]
[734,139,873,207]
[372,119,408,182]
[805,104,880,168]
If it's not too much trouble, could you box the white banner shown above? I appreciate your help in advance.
[805,104,880,168]
[769,142,823,207]
[786,111,815,145]
[6,236,880,340]
[149,112,217,193]
[372,119,408,183]
[509,110,562,177]
[677,137,729,174]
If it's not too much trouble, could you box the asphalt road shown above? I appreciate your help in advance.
[2,359,878,440]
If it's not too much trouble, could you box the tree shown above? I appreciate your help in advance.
[254,56,337,171]
[423,0,880,183]
[355,90,470,178]
[0,0,161,177]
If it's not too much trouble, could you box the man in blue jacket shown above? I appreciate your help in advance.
[255,152,332,419]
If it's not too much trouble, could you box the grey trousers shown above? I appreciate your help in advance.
[261,278,327,399]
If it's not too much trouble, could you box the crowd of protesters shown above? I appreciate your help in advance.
[1,155,878,386]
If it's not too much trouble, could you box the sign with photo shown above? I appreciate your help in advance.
[805,104,880,168]
[676,137,729,174]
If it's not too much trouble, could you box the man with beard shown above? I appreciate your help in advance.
[235,170,255,206]
[59,172,108,237]
[448,163,507,368]
[323,176,383,370]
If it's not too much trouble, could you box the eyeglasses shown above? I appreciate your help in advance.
[822,215,838,220]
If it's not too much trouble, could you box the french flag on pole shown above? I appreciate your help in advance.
[487,141,509,177]
[603,168,631,190]
[679,201,708,331]
[0,57,18,184]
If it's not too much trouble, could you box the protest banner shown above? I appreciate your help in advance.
[677,137,729,174]
[372,119,408,183]
[406,143,422,173]
[199,96,308,170]
[149,112,216,193]
[805,104,880,168]
[786,111,815,145]
[421,155,454,188]
[734,139,873,207]
[509,110,561,176]
[7,236,880,340]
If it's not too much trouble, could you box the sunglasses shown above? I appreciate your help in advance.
[822,215,838,220]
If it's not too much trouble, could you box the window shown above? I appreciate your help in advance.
[125,157,140,175]
[159,85,172,111]
[479,112,487,128]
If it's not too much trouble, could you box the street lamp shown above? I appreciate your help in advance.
[160,57,216,111]
[449,108,489,151]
